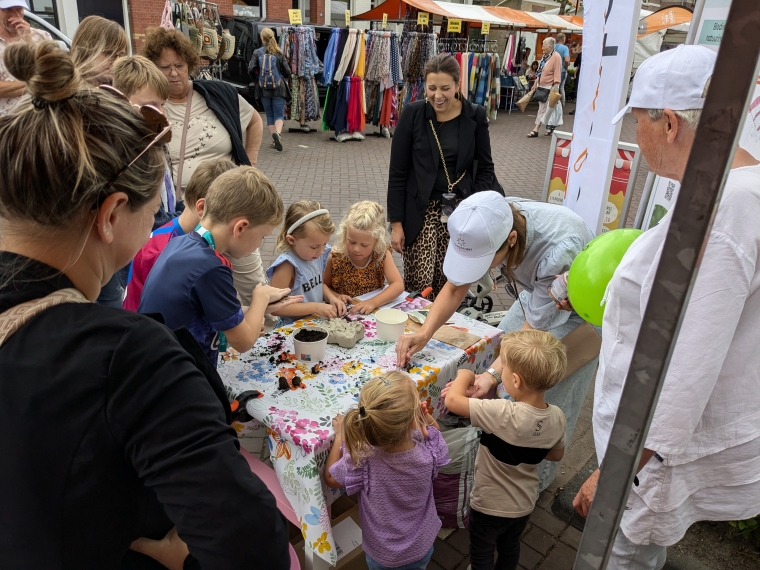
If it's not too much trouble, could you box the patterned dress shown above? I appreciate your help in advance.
[330,249,388,297]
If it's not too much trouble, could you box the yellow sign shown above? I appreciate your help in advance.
[481,22,490,35]
[345,10,351,27]
[447,19,462,33]
[382,13,388,29]
[417,12,429,26]
[288,9,302,25]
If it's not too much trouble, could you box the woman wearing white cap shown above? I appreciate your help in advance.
[397,190,595,491]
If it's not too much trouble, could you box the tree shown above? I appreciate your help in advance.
[554,0,582,15]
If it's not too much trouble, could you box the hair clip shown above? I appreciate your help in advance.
[359,406,366,417]
[31,97,49,110]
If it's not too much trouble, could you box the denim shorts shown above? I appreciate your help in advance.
[261,96,286,125]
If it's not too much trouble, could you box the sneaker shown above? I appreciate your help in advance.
[351,132,365,141]
[381,127,390,138]
[272,132,283,151]
[336,132,351,142]
[299,124,311,133]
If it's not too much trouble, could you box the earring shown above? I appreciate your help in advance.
[455,92,460,100]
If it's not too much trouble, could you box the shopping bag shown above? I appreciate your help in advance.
[516,93,531,112]
[548,87,562,109]
[542,101,564,127]
[433,426,481,528]
[201,9,219,60]
[160,0,174,31]
[220,29,235,61]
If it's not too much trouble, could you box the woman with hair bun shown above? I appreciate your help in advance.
[0,41,289,570]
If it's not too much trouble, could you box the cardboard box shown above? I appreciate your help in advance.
[293,504,368,570]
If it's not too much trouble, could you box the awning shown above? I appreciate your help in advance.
[637,6,692,38]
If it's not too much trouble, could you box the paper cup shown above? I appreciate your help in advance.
[374,309,408,342]
[292,326,328,362]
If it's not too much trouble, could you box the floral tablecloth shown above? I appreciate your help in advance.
[217,312,502,565]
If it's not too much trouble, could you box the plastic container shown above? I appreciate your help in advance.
[292,326,328,362]
[374,309,408,342]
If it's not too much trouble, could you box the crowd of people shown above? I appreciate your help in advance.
[0,2,758,568]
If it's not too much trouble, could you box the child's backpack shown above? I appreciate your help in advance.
[257,49,283,90]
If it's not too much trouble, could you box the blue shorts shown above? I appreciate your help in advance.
[261,96,286,125]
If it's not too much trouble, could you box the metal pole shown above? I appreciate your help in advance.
[573,1,760,568]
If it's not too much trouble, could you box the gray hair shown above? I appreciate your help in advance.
[645,77,711,132]
[543,37,556,48]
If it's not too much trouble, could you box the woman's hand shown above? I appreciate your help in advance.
[130,528,189,570]
[573,468,600,518]
[391,223,405,254]
[266,294,304,314]
[350,300,377,315]
[395,331,430,367]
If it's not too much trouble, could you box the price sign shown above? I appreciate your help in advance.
[288,9,302,25]
[447,19,462,33]
[417,12,429,26]
[382,13,388,29]
[481,22,490,35]
[345,10,351,27]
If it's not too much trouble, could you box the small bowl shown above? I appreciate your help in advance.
[292,326,328,362]
[374,309,408,342]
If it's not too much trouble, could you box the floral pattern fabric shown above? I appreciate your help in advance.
[217,311,502,565]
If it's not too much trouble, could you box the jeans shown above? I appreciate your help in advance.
[365,545,434,570]
[261,96,286,125]
[469,509,530,570]
[608,529,667,570]
[497,293,599,492]
[96,274,124,308]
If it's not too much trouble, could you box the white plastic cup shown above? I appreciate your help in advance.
[374,309,408,342]
[292,326,328,362]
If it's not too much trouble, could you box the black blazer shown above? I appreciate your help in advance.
[387,98,501,246]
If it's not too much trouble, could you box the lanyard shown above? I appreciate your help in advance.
[194,224,228,353]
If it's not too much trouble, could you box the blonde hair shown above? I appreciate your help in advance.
[111,55,169,100]
[260,28,282,55]
[276,200,335,253]
[202,166,284,227]
[71,16,129,82]
[495,204,527,280]
[184,159,237,208]
[500,330,567,392]
[342,372,423,466]
[0,41,164,229]
[333,201,390,260]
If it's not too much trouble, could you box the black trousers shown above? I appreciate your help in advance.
[469,509,530,570]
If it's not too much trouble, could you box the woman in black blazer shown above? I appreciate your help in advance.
[388,53,501,299]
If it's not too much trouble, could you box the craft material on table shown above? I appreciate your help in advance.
[321,318,366,348]
[218,311,502,565]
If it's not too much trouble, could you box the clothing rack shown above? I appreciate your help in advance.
[197,61,224,81]
[279,26,323,125]
[467,39,499,54]
[321,28,367,138]
[364,30,402,132]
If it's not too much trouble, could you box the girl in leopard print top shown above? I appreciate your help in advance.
[324,201,404,315]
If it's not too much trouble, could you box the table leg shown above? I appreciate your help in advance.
[302,541,332,570]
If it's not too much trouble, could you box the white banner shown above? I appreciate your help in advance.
[564,0,643,234]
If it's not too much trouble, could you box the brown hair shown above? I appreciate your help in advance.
[423,53,463,99]
[496,204,527,280]
[342,372,423,465]
[184,159,237,208]
[202,166,283,227]
[333,201,390,260]
[71,16,128,80]
[142,27,201,77]
[0,41,165,229]
[111,55,169,100]
[260,28,282,55]
[500,330,567,392]
[275,200,335,254]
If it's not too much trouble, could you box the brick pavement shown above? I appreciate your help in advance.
[239,102,649,569]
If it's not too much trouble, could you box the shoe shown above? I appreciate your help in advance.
[569,109,575,115]
[336,133,350,142]
[527,131,539,138]
[545,130,553,136]
[270,141,276,148]
[272,132,283,151]
[299,125,311,133]
[352,132,365,141]
[381,126,390,138]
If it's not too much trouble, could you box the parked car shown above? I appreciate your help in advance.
[24,10,71,50]
[219,15,330,111]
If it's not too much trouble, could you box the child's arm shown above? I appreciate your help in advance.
[350,251,405,315]
[269,262,337,318]
[420,401,439,437]
[545,447,565,462]
[224,284,291,353]
[444,369,476,418]
[324,254,353,306]
[324,415,345,489]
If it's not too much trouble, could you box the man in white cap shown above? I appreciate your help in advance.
[0,0,51,116]
[574,45,760,569]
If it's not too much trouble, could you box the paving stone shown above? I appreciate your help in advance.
[522,527,556,555]
[559,525,583,550]
[535,490,555,511]
[529,507,567,536]
[445,528,471,555]
[537,542,576,570]
[518,543,544,570]
[431,538,466,570]
[454,558,471,570]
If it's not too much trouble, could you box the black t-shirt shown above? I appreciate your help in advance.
[430,114,462,202]
[0,252,289,569]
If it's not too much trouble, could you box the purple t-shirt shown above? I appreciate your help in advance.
[329,428,449,567]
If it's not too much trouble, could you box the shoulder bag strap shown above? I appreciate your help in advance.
[175,84,194,193]
[0,288,89,348]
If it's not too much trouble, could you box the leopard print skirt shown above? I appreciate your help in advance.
[403,201,449,300]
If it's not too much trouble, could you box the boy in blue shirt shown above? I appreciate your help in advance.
[140,166,302,365]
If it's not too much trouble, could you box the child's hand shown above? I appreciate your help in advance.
[314,303,338,318]
[330,298,347,317]
[332,413,344,432]
[339,294,354,304]
[349,300,376,315]
[457,369,476,386]
[419,401,435,438]
[440,381,453,399]
[253,284,292,305]
[266,294,304,314]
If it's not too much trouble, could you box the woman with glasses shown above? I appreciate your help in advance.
[397,191,596,493]
[142,26,268,307]
[0,41,289,569]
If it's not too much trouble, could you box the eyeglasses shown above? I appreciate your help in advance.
[98,85,172,190]
[157,63,188,74]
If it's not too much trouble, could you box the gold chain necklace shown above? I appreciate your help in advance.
[429,119,466,192]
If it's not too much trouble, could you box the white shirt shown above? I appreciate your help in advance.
[0,29,52,116]
[594,164,760,545]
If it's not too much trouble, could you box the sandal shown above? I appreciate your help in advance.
[527,131,539,138]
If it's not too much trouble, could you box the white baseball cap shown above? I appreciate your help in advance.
[0,0,30,9]
[443,191,514,286]
[612,45,716,124]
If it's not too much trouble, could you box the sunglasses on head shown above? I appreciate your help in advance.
[98,85,172,190]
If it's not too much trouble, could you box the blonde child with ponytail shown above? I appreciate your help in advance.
[325,372,449,570]
[324,201,405,315]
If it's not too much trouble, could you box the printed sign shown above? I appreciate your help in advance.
[345,10,351,27]
[448,19,462,33]
[481,22,491,35]
[288,9,302,25]
[382,13,388,29]
[417,12,429,26]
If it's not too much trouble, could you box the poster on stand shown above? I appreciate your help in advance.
[543,132,641,232]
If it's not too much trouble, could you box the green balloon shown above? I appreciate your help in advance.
[567,228,643,326]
